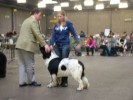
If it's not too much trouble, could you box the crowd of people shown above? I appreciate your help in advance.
[0,31,18,44]
[76,31,133,57]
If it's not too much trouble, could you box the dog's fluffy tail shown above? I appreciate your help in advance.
[78,60,90,89]
[78,60,85,78]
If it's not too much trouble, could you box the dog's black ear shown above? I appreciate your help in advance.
[40,47,45,54]
[40,47,46,59]
[40,46,51,59]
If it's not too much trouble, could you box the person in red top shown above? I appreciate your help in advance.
[85,35,96,56]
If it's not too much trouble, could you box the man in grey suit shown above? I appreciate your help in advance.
[16,8,50,87]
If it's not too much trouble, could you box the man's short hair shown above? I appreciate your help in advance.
[31,8,42,15]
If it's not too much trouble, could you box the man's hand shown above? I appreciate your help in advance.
[44,44,51,53]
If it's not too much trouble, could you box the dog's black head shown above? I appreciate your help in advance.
[40,47,51,59]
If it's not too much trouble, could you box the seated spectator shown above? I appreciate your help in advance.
[93,33,101,51]
[85,35,96,56]
[106,32,118,56]
[79,31,86,38]
[123,32,127,39]
[99,36,110,56]
[6,31,13,38]
[116,35,127,56]
[12,31,18,43]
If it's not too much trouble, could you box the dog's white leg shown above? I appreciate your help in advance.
[82,76,90,89]
[57,77,62,86]
[76,79,84,91]
[51,74,58,87]
[71,70,84,90]
[47,74,57,88]
[47,77,53,88]
[47,82,53,88]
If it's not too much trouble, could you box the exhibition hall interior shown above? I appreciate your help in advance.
[0,0,133,100]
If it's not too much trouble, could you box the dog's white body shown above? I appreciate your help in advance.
[45,52,90,91]
[58,59,82,77]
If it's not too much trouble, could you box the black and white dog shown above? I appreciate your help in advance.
[40,47,90,91]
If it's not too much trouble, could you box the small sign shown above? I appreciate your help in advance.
[104,29,110,36]
[124,18,132,22]
[50,20,57,23]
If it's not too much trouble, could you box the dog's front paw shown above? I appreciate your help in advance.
[47,82,57,88]
[76,87,83,91]
[47,83,53,88]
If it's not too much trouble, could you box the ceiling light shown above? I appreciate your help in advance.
[119,2,128,8]
[42,0,58,4]
[98,0,110,1]
[54,5,61,11]
[38,1,46,8]
[74,5,82,10]
[70,0,79,1]
[95,3,104,10]
[110,0,120,5]
[84,0,94,6]
[17,0,26,3]
[60,2,69,7]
